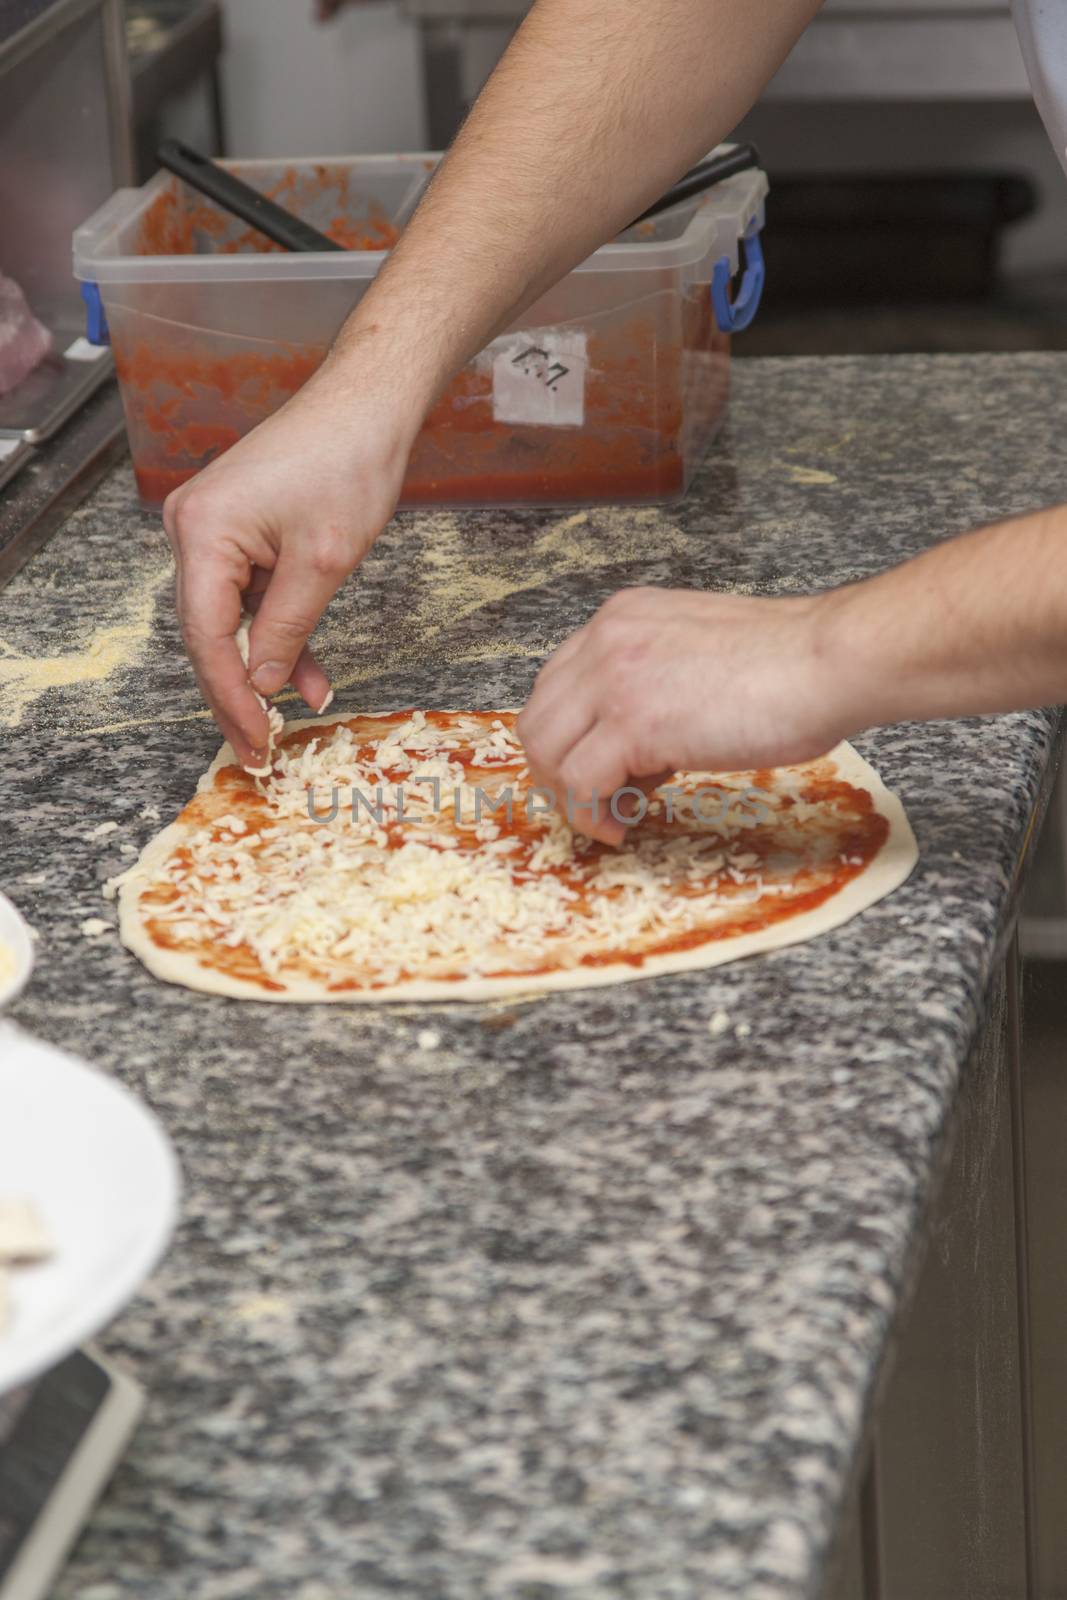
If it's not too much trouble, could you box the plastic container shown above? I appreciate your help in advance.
[72,151,767,510]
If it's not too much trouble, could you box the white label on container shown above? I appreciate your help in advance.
[492,331,587,428]
[64,337,108,362]
[0,440,19,460]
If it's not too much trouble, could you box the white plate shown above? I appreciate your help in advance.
[0,892,34,1007]
[0,1024,181,1393]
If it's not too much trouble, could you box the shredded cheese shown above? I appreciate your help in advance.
[0,1198,53,1336]
[235,618,285,776]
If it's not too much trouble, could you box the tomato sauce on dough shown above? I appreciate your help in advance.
[139,711,889,994]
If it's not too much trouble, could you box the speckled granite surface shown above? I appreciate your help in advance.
[1,355,1063,1600]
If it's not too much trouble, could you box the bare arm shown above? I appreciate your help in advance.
[329,0,822,421]
[164,0,823,766]
[827,505,1067,724]
[518,506,1067,844]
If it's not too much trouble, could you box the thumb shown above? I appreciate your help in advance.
[246,543,349,696]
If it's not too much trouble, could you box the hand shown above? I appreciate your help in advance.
[517,586,852,846]
[162,363,412,769]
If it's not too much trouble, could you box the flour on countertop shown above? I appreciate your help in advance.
[320,505,688,699]
[0,560,168,731]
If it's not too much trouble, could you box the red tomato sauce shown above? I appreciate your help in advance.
[118,322,718,509]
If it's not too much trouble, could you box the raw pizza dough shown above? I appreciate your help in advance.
[110,709,918,1002]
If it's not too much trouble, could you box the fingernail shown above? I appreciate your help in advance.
[251,661,286,693]
[316,687,335,715]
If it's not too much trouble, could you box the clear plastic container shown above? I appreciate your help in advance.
[72,151,767,510]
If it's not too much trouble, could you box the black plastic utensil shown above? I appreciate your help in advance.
[631,142,761,227]
[156,137,759,254]
[156,139,344,253]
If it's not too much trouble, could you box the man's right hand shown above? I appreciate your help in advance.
[162,362,412,770]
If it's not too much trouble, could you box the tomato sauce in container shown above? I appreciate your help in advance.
[73,152,766,510]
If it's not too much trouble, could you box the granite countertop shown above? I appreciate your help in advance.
[1,354,1062,1600]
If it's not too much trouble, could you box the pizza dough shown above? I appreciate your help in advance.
[110,710,918,1002]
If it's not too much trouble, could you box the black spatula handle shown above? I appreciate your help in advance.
[156,139,344,253]
[632,142,761,227]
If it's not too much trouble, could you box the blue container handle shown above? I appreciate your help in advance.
[712,224,765,334]
[80,282,110,346]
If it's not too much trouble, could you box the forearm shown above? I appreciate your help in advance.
[826,506,1067,729]
[323,0,823,426]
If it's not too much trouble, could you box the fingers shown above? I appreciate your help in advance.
[290,647,334,714]
[168,516,270,768]
[518,598,678,845]
[557,719,633,847]
[189,654,268,769]
[246,593,332,716]
[245,541,349,698]
[242,565,272,606]
[516,677,595,790]
[185,615,269,768]
[167,489,336,749]
[519,645,634,846]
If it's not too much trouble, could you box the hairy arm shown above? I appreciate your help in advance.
[330,0,822,419]
[164,0,823,766]
[827,506,1067,725]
